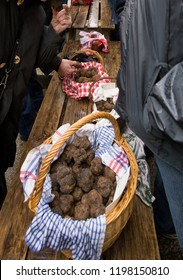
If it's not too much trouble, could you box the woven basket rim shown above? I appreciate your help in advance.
[69,48,106,70]
[28,112,138,223]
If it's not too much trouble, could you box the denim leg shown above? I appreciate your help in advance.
[28,70,43,112]
[19,94,37,140]
[19,70,43,140]
[153,156,183,251]
[153,166,175,234]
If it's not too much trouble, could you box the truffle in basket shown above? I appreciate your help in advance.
[95,98,114,112]
[74,67,100,83]
[49,135,117,220]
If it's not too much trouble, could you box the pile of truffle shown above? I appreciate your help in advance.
[49,135,116,220]
[95,98,114,112]
[74,67,100,83]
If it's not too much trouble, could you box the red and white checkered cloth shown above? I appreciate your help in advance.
[62,61,110,99]
[72,0,92,5]
[79,31,109,53]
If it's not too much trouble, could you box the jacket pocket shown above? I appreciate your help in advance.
[143,61,183,143]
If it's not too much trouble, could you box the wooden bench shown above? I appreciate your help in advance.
[0,40,160,260]
[68,0,115,39]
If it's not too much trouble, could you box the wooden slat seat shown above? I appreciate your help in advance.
[69,0,115,39]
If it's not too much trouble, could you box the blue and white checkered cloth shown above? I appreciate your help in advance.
[25,181,106,260]
[21,120,129,259]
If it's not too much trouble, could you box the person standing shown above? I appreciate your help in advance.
[0,0,78,208]
[19,0,70,141]
[115,0,183,253]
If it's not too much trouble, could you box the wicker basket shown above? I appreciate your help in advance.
[69,48,106,71]
[28,112,138,258]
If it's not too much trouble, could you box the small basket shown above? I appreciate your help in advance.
[28,112,138,258]
[69,48,105,71]
[62,49,108,100]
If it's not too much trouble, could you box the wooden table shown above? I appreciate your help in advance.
[69,0,115,39]
[0,41,160,260]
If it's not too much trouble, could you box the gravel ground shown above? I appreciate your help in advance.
[5,135,26,188]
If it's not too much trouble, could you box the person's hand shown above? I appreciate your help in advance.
[58,59,78,78]
[51,4,72,34]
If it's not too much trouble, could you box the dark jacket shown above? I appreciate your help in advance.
[115,0,183,172]
[110,0,126,24]
[0,0,64,170]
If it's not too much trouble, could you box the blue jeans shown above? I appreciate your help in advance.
[19,70,43,140]
[153,156,183,251]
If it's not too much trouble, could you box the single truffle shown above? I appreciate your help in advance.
[103,166,116,182]
[58,174,76,194]
[86,149,95,165]
[77,168,94,192]
[72,164,81,175]
[79,135,91,150]
[57,165,72,179]
[74,203,90,220]
[72,187,83,201]
[50,158,67,174]
[59,194,74,214]
[81,189,103,206]
[96,176,113,198]
[90,203,105,218]
[60,144,77,164]
[50,173,59,192]
[73,148,88,164]
[90,157,104,175]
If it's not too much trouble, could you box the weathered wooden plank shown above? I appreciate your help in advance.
[87,0,100,28]
[0,176,33,260]
[70,5,80,24]
[72,5,89,29]
[70,0,115,30]
[103,196,160,260]
[100,0,115,29]
[102,41,121,77]
[61,97,93,126]
[26,248,68,260]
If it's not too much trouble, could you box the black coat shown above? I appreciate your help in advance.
[0,0,64,171]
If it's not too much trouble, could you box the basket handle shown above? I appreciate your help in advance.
[69,48,105,70]
[29,111,123,213]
